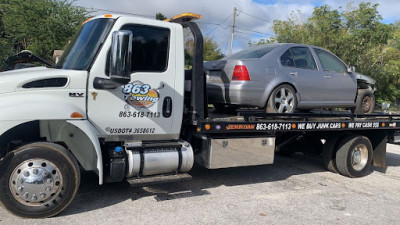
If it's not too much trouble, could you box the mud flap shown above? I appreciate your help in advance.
[370,132,387,171]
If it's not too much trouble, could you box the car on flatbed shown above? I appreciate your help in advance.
[204,43,376,114]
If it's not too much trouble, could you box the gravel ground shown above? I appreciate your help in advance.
[1,144,400,225]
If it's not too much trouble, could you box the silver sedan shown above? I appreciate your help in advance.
[205,43,376,114]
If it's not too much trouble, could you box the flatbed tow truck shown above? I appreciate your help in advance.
[0,13,398,218]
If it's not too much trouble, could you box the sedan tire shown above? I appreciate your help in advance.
[352,89,375,115]
[266,84,297,114]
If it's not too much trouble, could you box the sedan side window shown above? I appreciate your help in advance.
[280,47,317,70]
[280,50,295,67]
[314,48,347,73]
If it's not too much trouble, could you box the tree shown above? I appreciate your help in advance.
[156,12,167,20]
[249,37,277,47]
[203,37,224,61]
[0,0,88,65]
[0,8,11,69]
[184,36,224,67]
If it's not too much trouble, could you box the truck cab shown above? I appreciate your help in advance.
[0,14,202,218]
[57,14,185,140]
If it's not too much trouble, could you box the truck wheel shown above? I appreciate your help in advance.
[266,84,297,113]
[0,142,80,218]
[335,135,373,178]
[353,89,375,114]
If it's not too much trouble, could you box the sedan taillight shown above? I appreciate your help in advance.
[232,65,250,81]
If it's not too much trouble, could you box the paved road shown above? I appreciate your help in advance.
[1,144,400,225]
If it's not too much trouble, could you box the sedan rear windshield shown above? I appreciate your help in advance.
[228,45,277,59]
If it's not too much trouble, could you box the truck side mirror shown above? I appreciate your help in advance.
[109,30,132,85]
[347,66,355,73]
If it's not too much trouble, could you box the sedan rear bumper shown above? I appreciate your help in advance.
[207,81,266,107]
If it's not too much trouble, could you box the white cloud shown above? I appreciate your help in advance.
[75,0,399,54]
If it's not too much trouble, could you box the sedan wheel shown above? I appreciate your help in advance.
[352,89,375,115]
[361,95,373,114]
[267,84,297,113]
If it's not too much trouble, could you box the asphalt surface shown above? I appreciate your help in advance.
[1,144,400,225]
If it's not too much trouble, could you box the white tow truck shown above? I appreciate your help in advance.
[0,13,397,218]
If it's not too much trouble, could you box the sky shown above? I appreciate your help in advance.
[74,0,400,55]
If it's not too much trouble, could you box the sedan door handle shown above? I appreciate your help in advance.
[290,72,298,77]
[324,75,331,79]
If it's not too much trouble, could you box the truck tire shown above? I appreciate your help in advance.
[266,84,297,114]
[335,135,373,178]
[0,142,80,218]
[353,89,375,114]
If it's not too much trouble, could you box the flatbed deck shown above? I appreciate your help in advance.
[197,109,400,134]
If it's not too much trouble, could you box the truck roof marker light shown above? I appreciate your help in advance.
[205,124,211,130]
[197,128,201,132]
[82,18,92,25]
[104,14,113,18]
[70,112,84,118]
[165,12,202,23]
[382,123,385,127]
[292,124,296,129]
[342,123,346,128]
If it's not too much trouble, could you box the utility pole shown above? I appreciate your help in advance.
[229,7,237,56]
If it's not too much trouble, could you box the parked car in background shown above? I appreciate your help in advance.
[204,43,376,114]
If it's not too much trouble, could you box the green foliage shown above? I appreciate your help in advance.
[249,37,277,47]
[270,2,400,102]
[0,0,88,66]
[184,36,224,67]
[203,37,224,61]
[0,9,11,70]
[155,12,167,20]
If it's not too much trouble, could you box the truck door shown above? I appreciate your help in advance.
[87,22,184,141]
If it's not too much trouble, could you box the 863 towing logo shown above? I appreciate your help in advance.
[122,81,160,109]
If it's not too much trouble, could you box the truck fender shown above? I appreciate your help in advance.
[57,120,104,184]
[0,120,104,185]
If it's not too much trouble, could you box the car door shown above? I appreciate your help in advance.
[279,46,324,104]
[87,21,182,141]
[313,48,356,104]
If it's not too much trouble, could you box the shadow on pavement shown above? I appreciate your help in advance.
[60,149,400,217]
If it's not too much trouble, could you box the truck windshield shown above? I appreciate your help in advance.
[56,18,115,70]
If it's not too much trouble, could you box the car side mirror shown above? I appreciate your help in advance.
[347,66,355,73]
[109,30,132,85]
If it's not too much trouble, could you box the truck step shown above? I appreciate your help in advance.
[127,173,192,187]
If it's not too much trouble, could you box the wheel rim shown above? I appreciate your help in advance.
[361,95,373,113]
[274,87,294,113]
[351,144,369,171]
[9,158,63,207]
